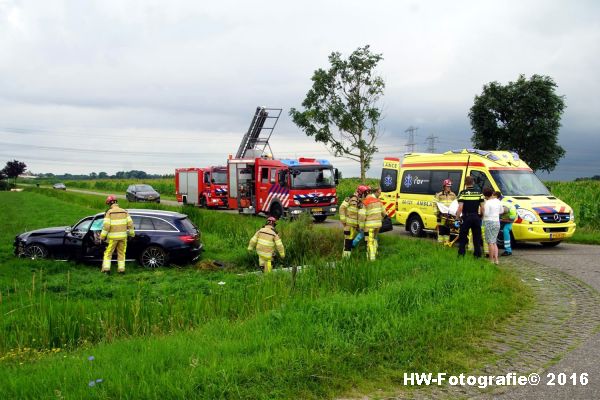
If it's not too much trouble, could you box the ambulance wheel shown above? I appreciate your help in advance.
[313,215,327,223]
[541,241,561,248]
[270,204,283,219]
[407,215,424,237]
[496,230,515,249]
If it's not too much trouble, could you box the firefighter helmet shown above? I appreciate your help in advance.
[442,179,452,187]
[266,216,278,225]
[357,185,370,195]
[105,195,118,205]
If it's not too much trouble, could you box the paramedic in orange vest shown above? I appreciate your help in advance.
[247,217,285,273]
[100,195,135,274]
[358,186,388,261]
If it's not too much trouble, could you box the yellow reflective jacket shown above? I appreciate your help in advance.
[358,194,387,230]
[100,205,135,240]
[435,190,456,206]
[339,195,360,228]
[247,225,285,260]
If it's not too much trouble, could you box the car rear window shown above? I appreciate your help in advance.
[178,217,197,234]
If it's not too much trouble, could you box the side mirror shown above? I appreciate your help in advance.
[334,168,340,185]
[211,178,215,183]
[65,227,72,233]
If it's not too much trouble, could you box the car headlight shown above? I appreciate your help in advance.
[517,208,538,223]
[570,211,574,222]
[330,207,337,213]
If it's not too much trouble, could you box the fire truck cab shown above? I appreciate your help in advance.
[227,152,339,222]
[175,166,228,208]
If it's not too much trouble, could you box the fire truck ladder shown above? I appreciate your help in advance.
[235,106,282,158]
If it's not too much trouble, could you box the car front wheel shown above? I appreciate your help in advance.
[24,243,49,260]
[140,246,168,268]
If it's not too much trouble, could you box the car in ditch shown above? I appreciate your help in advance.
[14,209,202,268]
[126,184,161,203]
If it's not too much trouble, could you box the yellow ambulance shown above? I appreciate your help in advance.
[379,149,576,246]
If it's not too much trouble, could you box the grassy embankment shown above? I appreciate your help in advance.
[28,178,177,200]
[0,189,529,398]
[547,180,600,245]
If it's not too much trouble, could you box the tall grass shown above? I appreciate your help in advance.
[547,180,600,244]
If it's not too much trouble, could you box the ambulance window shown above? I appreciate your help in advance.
[469,170,493,192]
[431,170,462,194]
[400,170,432,194]
[270,168,277,183]
[261,167,269,183]
[380,169,398,193]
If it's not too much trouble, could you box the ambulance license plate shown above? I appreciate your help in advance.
[312,208,323,214]
[550,233,566,239]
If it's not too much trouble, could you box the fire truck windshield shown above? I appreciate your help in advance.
[290,167,334,189]
[212,171,227,185]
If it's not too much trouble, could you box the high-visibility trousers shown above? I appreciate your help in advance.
[343,226,357,256]
[258,256,273,273]
[468,225,489,254]
[502,223,513,253]
[102,239,127,272]
[365,228,380,261]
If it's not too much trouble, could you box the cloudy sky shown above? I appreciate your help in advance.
[1,0,598,180]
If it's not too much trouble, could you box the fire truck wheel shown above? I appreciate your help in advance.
[200,197,207,208]
[270,203,283,219]
[313,215,327,223]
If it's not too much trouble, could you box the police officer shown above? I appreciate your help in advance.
[435,179,456,245]
[456,176,485,258]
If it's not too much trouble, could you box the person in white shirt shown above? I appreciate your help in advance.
[482,187,505,264]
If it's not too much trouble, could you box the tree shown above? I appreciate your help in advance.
[290,45,385,182]
[2,160,27,185]
[469,74,566,172]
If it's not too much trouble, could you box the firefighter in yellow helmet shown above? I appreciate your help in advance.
[358,186,387,261]
[100,195,134,274]
[247,217,285,273]
[339,187,362,257]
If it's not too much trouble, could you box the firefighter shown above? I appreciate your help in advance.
[434,179,457,245]
[339,188,362,257]
[358,186,387,261]
[100,195,135,274]
[247,216,285,273]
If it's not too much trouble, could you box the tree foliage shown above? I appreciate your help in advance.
[290,45,385,181]
[469,74,566,172]
[2,160,27,184]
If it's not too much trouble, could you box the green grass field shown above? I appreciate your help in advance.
[0,189,529,399]
[547,180,600,244]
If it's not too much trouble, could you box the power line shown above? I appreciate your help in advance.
[405,126,418,153]
[425,133,439,153]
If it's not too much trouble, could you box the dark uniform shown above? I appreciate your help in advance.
[457,187,484,257]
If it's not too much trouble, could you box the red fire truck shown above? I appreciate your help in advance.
[227,155,339,221]
[226,107,339,221]
[175,166,228,208]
